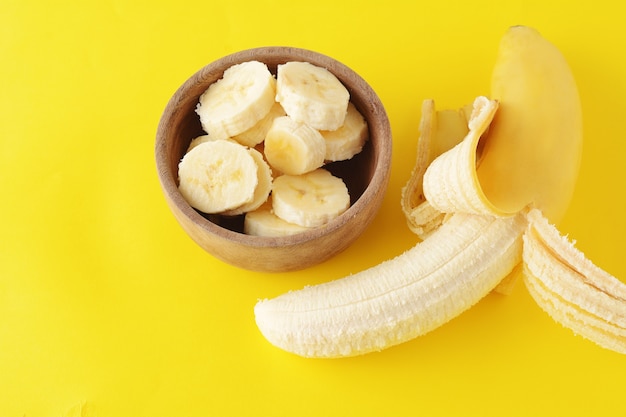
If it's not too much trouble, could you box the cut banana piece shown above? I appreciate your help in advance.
[222,147,273,216]
[233,101,287,147]
[187,134,212,152]
[255,212,526,358]
[276,61,349,131]
[522,209,626,354]
[271,168,350,228]
[244,199,312,237]
[264,115,326,176]
[186,134,240,153]
[178,140,258,214]
[320,102,368,162]
[196,60,276,141]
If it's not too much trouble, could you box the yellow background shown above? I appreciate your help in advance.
[2,0,625,416]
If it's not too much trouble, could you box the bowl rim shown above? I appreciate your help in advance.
[155,46,392,250]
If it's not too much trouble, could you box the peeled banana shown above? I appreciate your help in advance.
[254,26,626,358]
[255,212,526,358]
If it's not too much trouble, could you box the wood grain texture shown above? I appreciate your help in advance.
[155,47,392,272]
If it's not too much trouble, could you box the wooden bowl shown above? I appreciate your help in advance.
[155,47,392,272]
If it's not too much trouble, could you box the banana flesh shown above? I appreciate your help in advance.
[178,59,369,236]
[264,115,326,176]
[271,168,350,228]
[196,61,277,141]
[321,102,369,162]
[254,26,626,357]
[221,147,273,216]
[255,97,525,358]
[400,98,517,295]
[178,140,259,214]
[233,102,287,147]
[255,212,526,358]
[276,61,350,131]
[244,198,313,237]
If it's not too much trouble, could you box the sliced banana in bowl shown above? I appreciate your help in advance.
[155,47,391,272]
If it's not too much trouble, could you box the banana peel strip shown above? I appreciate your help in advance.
[523,209,626,353]
[401,100,472,238]
[422,96,504,217]
[403,97,626,354]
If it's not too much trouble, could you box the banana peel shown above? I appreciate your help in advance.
[254,26,626,357]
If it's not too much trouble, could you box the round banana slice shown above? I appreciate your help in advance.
[222,147,273,216]
[195,60,276,141]
[233,102,286,147]
[276,61,349,131]
[264,115,326,176]
[320,102,368,161]
[187,134,212,152]
[178,140,258,214]
[271,168,350,228]
[244,199,312,237]
[186,134,240,152]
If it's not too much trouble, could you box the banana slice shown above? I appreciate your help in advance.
[186,134,240,152]
[264,115,326,175]
[271,168,350,228]
[233,102,287,147]
[187,134,212,152]
[178,140,258,214]
[195,60,276,141]
[222,147,273,216]
[320,102,369,162]
[276,61,350,131]
[244,199,312,237]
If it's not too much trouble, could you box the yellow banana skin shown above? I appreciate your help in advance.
[478,26,583,224]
